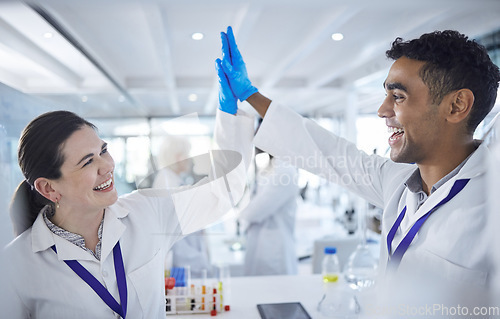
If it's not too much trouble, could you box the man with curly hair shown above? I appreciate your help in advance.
[216,28,500,300]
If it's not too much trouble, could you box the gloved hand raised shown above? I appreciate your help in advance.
[216,58,237,115]
[220,26,258,101]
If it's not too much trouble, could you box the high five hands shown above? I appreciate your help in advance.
[216,26,258,115]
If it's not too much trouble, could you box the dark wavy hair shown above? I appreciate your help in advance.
[10,111,96,236]
[386,30,500,134]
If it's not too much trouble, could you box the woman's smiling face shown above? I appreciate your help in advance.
[53,125,118,213]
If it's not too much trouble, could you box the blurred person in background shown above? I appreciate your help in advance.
[240,148,299,276]
[152,135,211,278]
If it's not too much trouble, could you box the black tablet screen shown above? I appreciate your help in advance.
[257,302,312,319]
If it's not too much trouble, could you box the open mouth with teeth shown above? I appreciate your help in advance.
[388,127,405,143]
[93,176,114,191]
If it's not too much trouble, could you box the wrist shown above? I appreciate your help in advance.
[238,85,258,102]
[246,92,271,118]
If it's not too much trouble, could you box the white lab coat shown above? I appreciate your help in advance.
[152,168,211,278]
[251,103,493,296]
[240,158,299,276]
[0,109,254,319]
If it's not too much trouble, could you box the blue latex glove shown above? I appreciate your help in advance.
[220,26,258,102]
[216,58,237,115]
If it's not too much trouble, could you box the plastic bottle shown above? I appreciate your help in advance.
[318,247,343,317]
[322,247,340,283]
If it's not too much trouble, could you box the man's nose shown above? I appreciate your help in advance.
[377,96,395,118]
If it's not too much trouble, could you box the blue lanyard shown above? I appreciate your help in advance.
[386,178,470,272]
[51,242,128,318]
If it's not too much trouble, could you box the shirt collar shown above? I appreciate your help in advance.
[42,205,104,260]
[404,169,424,194]
[32,201,127,261]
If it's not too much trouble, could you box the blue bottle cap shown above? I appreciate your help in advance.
[324,247,337,254]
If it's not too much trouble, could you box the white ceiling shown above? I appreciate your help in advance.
[0,0,499,122]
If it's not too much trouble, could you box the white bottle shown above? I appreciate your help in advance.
[322,247,340,283]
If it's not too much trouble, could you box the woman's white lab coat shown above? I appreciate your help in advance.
[152,168,211,278]
[0,109,254,319]
[240,158,299,276]
[251,103,493,293]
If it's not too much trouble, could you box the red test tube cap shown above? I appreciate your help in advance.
[211,309,217,316]
[225,305,231,311]
[165,277,176,290]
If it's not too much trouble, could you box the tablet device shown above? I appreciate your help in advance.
[257,302,312,319]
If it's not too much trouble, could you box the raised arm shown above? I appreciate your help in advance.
[215,26,414,209]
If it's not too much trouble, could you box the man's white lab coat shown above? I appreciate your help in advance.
[0,109,254,319]
[252,103,492,298]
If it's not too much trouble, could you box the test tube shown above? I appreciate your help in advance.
[217,264,231,311]
[213,287,217,311]
[201,269,207,310]
[186,265,191,290]
[190,284,196,310]
[218,281,223,312]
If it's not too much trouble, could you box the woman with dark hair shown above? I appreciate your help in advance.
[10,111,98,237]
[1,108,254,318]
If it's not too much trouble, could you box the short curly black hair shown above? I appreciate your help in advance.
[386,30,500,134]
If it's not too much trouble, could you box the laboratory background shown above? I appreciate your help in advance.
[1,0,500,317]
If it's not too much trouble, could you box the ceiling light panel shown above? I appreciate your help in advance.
[0,2,107,87]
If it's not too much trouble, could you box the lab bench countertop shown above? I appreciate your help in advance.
[169,274,327,319]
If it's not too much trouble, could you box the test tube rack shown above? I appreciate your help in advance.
[165,267,229,316]
[165,286,228,315]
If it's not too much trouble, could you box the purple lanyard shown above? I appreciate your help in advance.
[386,178,470,272]
[51,242,128,318]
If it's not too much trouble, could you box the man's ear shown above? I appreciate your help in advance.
[446,88,474,124]
[34,178,59,202]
